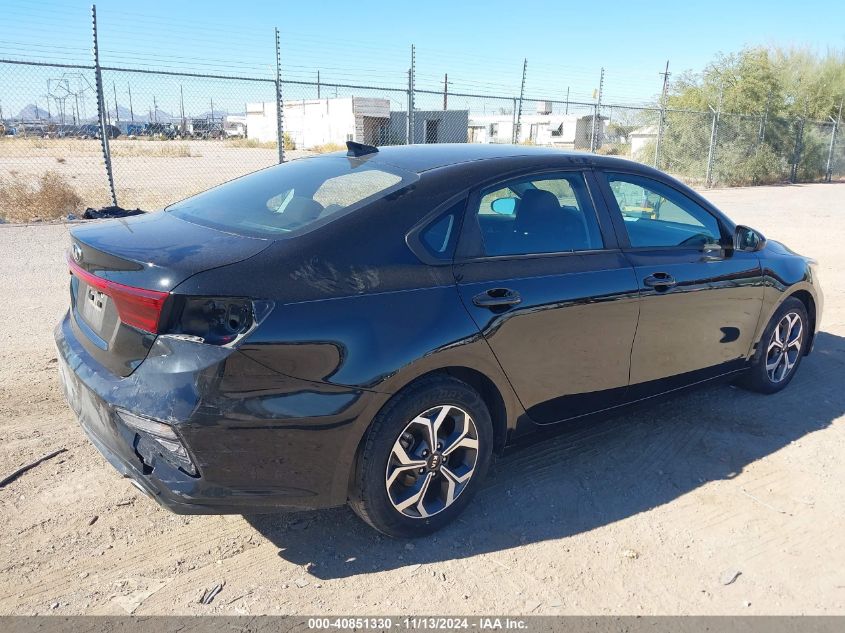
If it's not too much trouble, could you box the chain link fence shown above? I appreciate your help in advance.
[0,61,113,222]
[1,54,843,222]
[98,67,282,210]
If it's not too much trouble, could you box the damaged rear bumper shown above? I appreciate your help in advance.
[54,312,381,514]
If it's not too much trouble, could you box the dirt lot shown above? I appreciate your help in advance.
[0,138,313,214]
[0,183,843,616]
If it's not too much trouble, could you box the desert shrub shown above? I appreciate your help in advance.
[225,138,278,149]
[0,171,83,222]
[712,143,789,186]
[595,143,630,156]
[309,142,345,153]
[110,142,193,157]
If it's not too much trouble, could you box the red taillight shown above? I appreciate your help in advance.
[68,256,168,333]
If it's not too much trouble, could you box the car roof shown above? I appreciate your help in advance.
[356,143,624,173]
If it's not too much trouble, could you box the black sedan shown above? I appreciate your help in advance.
[56,142,823,537]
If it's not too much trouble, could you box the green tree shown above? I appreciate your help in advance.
[661,46,844,185]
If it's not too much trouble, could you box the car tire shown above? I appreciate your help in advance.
[349,375,493,538]
[741,297,809,394]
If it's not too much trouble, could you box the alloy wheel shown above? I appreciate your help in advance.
[385,404,479,519]
[766,311,803,383]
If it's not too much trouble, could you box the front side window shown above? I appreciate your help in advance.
[169,156,417,238]
[604,173,722,248]
[473,172,603,256]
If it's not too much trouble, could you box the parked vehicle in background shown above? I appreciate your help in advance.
[56,143,823,537]
[144,122,178,138]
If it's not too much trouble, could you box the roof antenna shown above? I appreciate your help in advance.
[346,140,379,157]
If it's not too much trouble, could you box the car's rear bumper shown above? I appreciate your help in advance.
[55,312,381,514]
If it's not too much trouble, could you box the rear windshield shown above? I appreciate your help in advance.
[167,155,418,238]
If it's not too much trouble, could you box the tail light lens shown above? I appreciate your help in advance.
[68,256,168,333]
[165,297,272,346]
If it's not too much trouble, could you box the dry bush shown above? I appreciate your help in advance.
[309,142,345,154]
[110,142,193,158]
[224,138,279,150]
[0,171,83,222]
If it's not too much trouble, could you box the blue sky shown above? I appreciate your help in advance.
[1,0,843,119]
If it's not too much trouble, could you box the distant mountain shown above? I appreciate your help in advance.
[104,105,178,124]
[10,103,245,125]
[16,104,51,120]
[106,104,142,122]
[192,109,243,120]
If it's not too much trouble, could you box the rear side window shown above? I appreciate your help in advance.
[473,172,603,256]
[421,214,455,255]
[415,199,466,261]
[168,156,417,238]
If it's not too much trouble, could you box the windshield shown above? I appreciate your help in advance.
[168,156,417,238]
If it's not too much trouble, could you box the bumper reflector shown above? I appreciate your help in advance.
[116,409,197,476]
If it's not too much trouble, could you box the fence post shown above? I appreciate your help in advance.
[274,28,285,163]
[590,67,604,153]
[406,44,415,145]
[705,105,719,188]
[825,101,842,183]
[654,60,669,168]
[91,4,117,207]
[514,58,526,144]
[790,118,804,183]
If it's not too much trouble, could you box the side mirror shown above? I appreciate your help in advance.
[490,197,517,215]
[734,225,766,252]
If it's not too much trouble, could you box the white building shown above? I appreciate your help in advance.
[630,125,658,159]
[246,97,390,149]
[468,110,606,149]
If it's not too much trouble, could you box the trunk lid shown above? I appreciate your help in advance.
[67,211,270,376]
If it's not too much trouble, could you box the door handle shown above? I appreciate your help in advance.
[472,288,522,308]
[643,272,677,289]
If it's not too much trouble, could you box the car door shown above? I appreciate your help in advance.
[454,169,640,424]
[596,170,765,394]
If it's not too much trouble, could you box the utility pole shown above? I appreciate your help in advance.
[317,70,321,99]
[590,67,604,152]
[443,73,448,110]
[824,100,842,183]
[565,86,569,115]
[91,4,117,207]
[127,83,134,122]
[179,84,185,124]
[654,60,670,168]
[153,96,158,122]
[514,58,527,143]
[274,27,285,162]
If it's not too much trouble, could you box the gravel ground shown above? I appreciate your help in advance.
[0,183,843,615]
